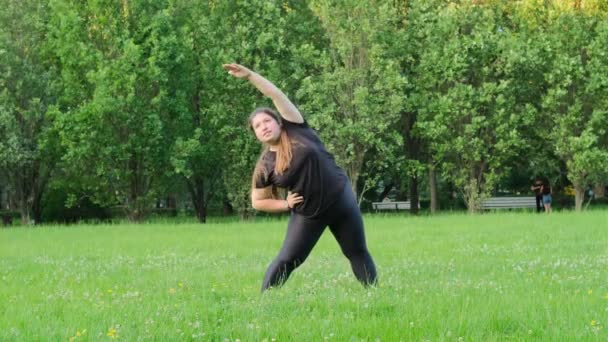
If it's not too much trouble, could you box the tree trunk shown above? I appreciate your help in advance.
[378,181,394,202]
[15,165,48,225]
[593,184,605,198]
[32,190,43,224]
[127,155,149,222]
[409,175,419,214]
[20,198,31,225]
[349,168,359,201]
[166,194,177,217]
[429,164,438,214]
[223,200,233,216]
[465,177,481,214]
[574,185,584,211]
[187,177,206,223]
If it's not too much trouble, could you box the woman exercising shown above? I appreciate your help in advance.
[223,63,377,292]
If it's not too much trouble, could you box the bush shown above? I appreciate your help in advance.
[42,188,110,223]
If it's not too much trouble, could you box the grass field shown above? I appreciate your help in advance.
[1,211,607,341]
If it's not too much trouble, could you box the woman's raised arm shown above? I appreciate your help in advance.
[223,63,304,123]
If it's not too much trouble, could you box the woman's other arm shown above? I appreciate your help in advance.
[251,187,303,213]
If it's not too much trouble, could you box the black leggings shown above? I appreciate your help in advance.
[535,194,543,212]
[262,185,377,292]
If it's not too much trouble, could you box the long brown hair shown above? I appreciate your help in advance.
[249,108,293,194]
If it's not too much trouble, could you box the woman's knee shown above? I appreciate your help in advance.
[342,246,369,260]
[275,253,306,269]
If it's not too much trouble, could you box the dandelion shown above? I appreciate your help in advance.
[107,328,117,339]
[591,320,597,326]
[169,288,175,294]
[588,289,593,295]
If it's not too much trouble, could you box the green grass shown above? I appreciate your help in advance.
[1,211,607,341]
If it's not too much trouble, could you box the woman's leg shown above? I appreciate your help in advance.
[261,214,326,292]
[328,187,377,286]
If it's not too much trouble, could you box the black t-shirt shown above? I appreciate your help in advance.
[533,180,543,195]
[255,119,348,217]
[542,184,551,195]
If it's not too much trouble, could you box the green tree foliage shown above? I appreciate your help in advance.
[542,10,608,210]
[49,0,178,221]
[414,3,532,212]
[298,0,405,199]
[0,0,59,224]
[3,0,608,223]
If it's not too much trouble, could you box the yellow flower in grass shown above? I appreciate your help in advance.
[69,328,87,341]
[588,289,593,295]
[107,327,117,339]
[169,288,176,294]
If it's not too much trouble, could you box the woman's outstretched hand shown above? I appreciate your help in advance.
[286,191,304,209]
[222,63,252,79]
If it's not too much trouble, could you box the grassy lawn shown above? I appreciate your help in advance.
[1,210,607,341]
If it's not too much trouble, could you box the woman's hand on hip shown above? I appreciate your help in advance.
[286,191,304,208]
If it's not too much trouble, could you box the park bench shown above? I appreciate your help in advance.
[480,196,537,210]
[372,201,411,211]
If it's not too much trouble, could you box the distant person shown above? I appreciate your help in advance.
[531,178,543,213]
[541,180,552,213]
[223,63,377,292]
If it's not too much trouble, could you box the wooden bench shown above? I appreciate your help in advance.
[372,201,411,211]
[480,196,537,210]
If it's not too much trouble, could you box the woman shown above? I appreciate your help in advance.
[541,180,552,213]
[222,63,377,292]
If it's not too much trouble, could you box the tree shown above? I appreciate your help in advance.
[542,11,608,210]
[49,0,178,221]
[0,0,59,224]
[415,3,532,212]
[297,0,405,200]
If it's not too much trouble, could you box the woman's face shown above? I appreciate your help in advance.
[251,112,282,144]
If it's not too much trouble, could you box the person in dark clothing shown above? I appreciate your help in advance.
[531,178,544,213]
[223,63,377,292]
